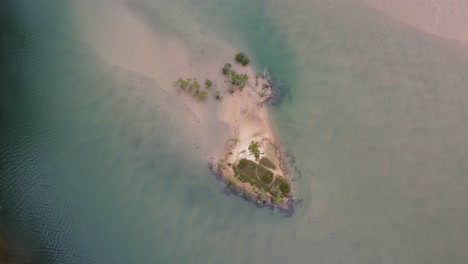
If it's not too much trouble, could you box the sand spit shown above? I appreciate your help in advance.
[362,0,468,43]
[73,0,293,211]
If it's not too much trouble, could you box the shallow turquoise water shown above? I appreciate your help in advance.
[1,1,468,263]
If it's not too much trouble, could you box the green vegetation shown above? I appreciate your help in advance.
[248,141,261,160]
[222,63,232,75]
[221,60,250,91]
[235,159,270,192]
[198,90,208,99]
[256,165,273,180]
[238,158,248,168]
[221,64,249,91]
[261,173,274,184]
[229,70,249,90]
[173,77,208,100]
[280,182,290,195]
[235,52,250,66]
[272,177,291,196]
[234,158,278,195]
[259,157,276,169]
[235,158,257,181]
[205,79,213,88]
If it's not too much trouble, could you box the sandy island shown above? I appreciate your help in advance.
[212,61,293,211]
[73,0,293,211]
[171,56,293,211]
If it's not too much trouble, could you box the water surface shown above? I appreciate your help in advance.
[1,1,468,263]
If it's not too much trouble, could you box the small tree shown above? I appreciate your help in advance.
[173,78,190,90]
[248,141,261,160]
[279,182,290,195]
[190,79,200,92]
[261,173,274,184]
[235,52,250,66]
[205,79,213,88]
[198,91,208,100]
[222,63,232,75]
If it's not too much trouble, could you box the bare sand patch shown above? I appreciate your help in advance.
[362,0,468,43]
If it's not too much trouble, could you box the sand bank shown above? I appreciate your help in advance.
[362,0,468,43]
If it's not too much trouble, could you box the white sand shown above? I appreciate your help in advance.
[362,0,468,43]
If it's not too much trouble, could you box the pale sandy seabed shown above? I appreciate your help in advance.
[362,0,468,43]
[73,0,292,210]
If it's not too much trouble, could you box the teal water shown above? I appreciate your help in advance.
[1,1,468,263]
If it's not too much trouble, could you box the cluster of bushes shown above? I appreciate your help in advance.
[222,63,249,91]
[235,52,250,66]
[173,77,208,100]
[230,71,249,90]
[172,52,258,101]
[248,141,261,160]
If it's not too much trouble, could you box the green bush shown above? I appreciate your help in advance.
[174,78,207,100]
[279,182,290,195]
[238,158,247,168]
[248,141,261,160]
[230,71,249,90]
[235,52,250,66]
[197,90,207,100]
[205,79,213,88]
[261,173,274,184]
[222,63,232,75]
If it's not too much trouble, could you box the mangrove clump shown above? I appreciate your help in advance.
[235,52,250,66]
